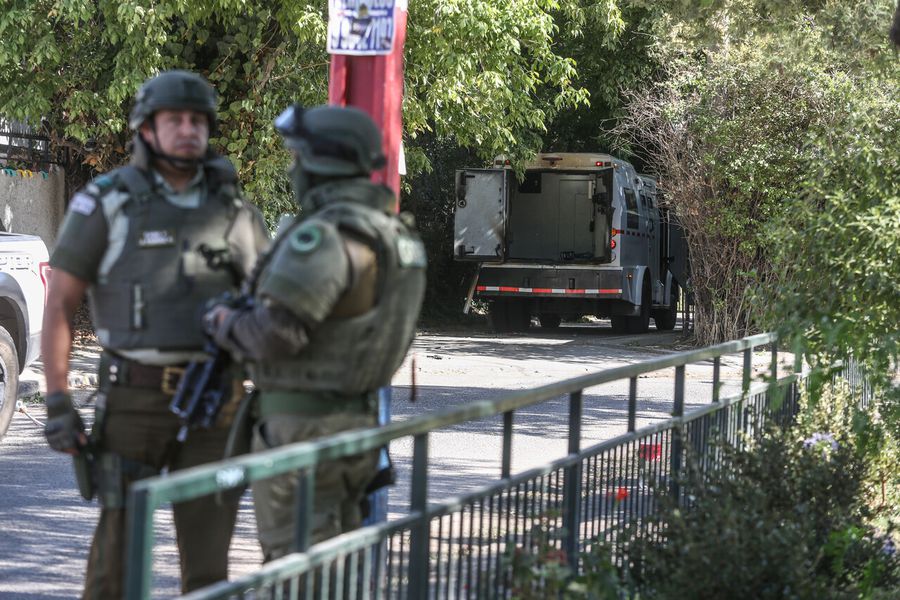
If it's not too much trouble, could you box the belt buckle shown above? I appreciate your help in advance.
[161,366,186,396]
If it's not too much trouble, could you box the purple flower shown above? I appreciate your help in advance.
[883,538,896,557]
[803,432,839,458]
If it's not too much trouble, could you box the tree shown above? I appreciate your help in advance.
[0,1,622,224]
[613,0,899,347]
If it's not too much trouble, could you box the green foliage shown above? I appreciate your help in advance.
[0,1,617,220]
[770,74,900,414]
[615,393,900,598]
[614,0,899,347]
[503,511,625,599]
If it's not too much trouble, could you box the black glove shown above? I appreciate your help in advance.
[44,391,85,453]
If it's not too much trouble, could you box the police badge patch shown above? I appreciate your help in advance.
[69,193,97,216]
[139,230,176,247]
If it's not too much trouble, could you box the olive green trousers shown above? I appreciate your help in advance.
[251,402,379,562]
[82,384,241,599]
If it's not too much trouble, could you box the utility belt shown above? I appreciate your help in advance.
[101,352,194,396]
[74,353,210,506]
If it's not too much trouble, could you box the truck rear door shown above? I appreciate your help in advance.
[454,169,509,262]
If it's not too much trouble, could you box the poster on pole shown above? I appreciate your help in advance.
[328,1,398,56]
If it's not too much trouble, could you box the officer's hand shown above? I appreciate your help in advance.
[203,305,233,336]
[44,391,87,455]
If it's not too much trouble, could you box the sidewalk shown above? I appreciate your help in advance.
[18,341,101,399]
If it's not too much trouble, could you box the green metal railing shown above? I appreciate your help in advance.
[122,332,866,598]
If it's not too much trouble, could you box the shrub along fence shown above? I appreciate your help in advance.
[123,332,870,599]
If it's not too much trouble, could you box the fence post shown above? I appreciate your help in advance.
[669,366,686,502]
[627,377,638,432]
[562,390,583,570]
[124,485,155,600]
[408,433,430,598]
[293,468,315,553]
[501,411,514,479]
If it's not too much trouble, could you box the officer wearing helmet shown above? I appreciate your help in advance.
[42,70,269,597]
[205,104,426,559]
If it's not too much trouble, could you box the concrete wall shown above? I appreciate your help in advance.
[0,167,66,250]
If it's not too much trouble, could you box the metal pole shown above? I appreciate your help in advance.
[408,433,430,598]
[124,486,156,600]
[501,410,513,479]
[670,366,686,502]
[627,377,638,432]
[293,468,315,553]
[562,390,583,569]
[712,356,721,403]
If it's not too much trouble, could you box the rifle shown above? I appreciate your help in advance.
[169,244,249,442]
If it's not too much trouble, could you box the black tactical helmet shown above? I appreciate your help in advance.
[274,104,386,177]
[129,70,218,131]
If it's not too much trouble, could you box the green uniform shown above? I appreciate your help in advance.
[211,178,426,560]
[51,155,269,598]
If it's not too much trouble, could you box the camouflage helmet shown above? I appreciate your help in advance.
[274,104,386,177]
[129,70,218,131]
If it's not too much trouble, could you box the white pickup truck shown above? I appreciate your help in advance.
[0,232,49,440]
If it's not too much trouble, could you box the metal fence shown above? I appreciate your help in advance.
[123,332,868,599]
[0,118,58,169]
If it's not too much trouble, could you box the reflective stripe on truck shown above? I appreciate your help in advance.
[476,286,622,295]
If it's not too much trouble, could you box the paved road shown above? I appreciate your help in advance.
[0,323,786,598]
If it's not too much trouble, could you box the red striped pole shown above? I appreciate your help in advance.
[328,2,407,206]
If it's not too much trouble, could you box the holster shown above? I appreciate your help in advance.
[73,448,96,502]
[223,389,258,460]
[72,354,115,503]
[215,389,258,506]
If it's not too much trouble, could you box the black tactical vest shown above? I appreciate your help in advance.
[88,160,243,352]
[251,195,427,394]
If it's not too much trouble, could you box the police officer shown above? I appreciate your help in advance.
[41,70,269,597]
[205,104,426,560]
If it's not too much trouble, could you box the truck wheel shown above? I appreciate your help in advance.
[654,284,679,331]
[489,300,512,333]
[509,300,531,332]
[0,326,20,442]
[626,278,652,334]
[538,314,561,329]
[610,315,628,333]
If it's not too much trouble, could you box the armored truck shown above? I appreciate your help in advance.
[453,153,687,333]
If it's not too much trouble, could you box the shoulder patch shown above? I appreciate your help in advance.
[69,192,97,216]
[397,235,427,268]
[289,224,323,254]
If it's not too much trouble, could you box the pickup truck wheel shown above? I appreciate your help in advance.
[654,284,679,331]
[0,326,20,442]
[538,314,561,329]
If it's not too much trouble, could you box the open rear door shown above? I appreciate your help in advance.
[453,169,508,262]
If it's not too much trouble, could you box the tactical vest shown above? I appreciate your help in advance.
[250,198,427,394]
[88,160,243,352]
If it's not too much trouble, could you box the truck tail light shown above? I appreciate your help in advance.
[39,261,51,306]
[610,239,617,249]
